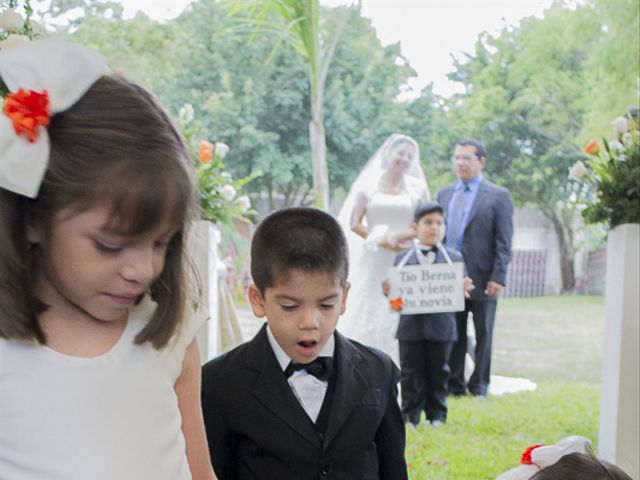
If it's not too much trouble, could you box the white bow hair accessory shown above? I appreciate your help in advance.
[0,37,108,198]
[496,435,592,480]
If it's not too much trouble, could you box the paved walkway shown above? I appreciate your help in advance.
[236,308,537,396]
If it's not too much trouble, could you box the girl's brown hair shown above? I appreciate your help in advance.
[0,74,198,349]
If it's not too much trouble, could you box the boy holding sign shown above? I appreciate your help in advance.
[383,203,473,427]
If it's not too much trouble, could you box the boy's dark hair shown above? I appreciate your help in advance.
[456,138,486,159]
[414,202,445,224]
[0,74,197,349]
[530,452,632,480]
[251,207,349,293]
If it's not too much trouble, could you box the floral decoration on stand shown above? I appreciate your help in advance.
[179,103,258,225]
[0,2,46,85]
[1,1,50,143]
[569,112,640,229]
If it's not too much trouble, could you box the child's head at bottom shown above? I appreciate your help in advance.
[530,452,632,480]
[498,436,633,480]
[412,202,446,247]
[0,72,197,349]
[248,207,349,364]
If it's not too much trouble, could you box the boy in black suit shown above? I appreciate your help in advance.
[201,207,407,480]
[383,202,472,428]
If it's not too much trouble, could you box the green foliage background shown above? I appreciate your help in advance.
[18,0,640,290]
[36,0,638,208]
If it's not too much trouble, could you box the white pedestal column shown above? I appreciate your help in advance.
[188,220,220,364]
[598,223,639,478]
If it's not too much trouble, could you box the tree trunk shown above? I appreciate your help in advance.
[545,210,576,293]
[308,6,351,211]
[267,180,275,211]
[309,95,329,210]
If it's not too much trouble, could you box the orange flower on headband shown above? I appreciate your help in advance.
[199,140,214,164]
[521,444,545,464]
[389,296,404,311]
[3,88,50,143]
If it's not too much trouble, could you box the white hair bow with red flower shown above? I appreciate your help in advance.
[0,38,107,198]
[496,435,592,480]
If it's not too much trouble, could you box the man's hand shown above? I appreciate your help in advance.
[484,280,503,297]
[463,276,475,298]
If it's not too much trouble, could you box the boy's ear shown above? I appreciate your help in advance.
[339,282,351,315]
[411,222,418,233]
[247,284,267,318]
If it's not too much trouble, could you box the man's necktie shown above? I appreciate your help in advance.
[284,357,332,382]
[445,184,470,251]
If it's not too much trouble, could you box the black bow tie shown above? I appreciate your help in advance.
[420,246,437,253]
[284,357,333,382]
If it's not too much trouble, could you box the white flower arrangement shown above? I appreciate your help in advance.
[0,2,45,55]
[178,103,194,125]
[0,8,24,32]
[219,184,236,202]
[568,160,588,180]
[569,112,640,228]
[0,2,48,96]
[236,195,251,212]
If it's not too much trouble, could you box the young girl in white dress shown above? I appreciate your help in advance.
[0,39,215,479]
[337,134,430,364]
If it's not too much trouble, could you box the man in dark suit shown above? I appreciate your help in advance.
[437,139,513,398]
[201,207,407,480]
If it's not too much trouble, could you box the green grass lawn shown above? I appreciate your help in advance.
[406,295,605,479]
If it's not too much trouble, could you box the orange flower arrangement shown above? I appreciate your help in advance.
[389,296,404,312]
[582,138,600,155]
[198,140,214,164]
[2,88,50,142]
[179,104,257,225]
[570,118,639,228]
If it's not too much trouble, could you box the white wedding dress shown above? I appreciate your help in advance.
[338,190,419,365]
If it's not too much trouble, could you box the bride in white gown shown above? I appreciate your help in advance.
[337,134,430,364]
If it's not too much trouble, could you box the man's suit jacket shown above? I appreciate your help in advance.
[201,325,407,480]
[437,179,513,301]
[393,245,464,342]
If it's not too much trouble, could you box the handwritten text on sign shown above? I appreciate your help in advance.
[388,262,465,314]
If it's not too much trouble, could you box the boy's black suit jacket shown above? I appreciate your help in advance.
[201,324,407,480]
[394,246,464,342]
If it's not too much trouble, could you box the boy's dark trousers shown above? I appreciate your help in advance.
[393,245,464,425]
[399,339,453,424]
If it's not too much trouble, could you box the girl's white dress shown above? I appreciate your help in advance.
[0,296,203,480]
[337,189,420,365]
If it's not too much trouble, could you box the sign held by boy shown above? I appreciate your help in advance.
[387,253,465,314]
